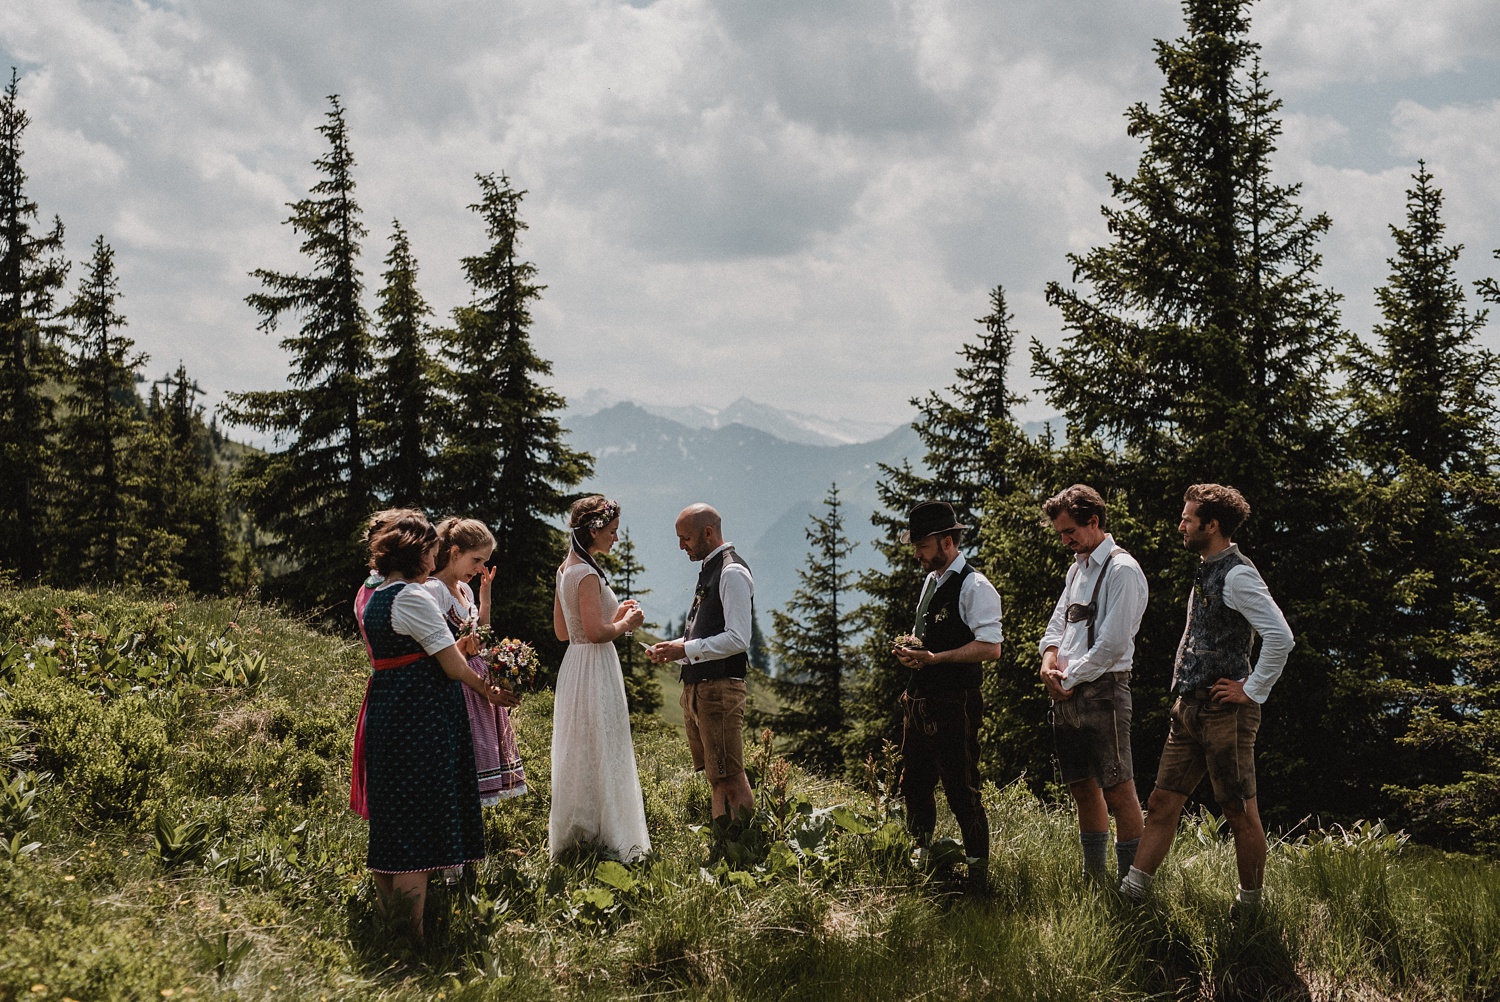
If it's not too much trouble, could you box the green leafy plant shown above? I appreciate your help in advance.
[153,813,212,869]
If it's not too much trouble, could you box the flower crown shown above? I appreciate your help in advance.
[581,499,620,531]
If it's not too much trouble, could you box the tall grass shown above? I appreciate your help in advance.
[0,587,1497,1000]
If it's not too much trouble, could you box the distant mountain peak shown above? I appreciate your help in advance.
[564,388,903,446]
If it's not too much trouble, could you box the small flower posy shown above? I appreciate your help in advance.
[891,633,925,650]
[469,625,542,691]
[584,499,621,531]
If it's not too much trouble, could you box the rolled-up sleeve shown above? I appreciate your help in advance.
[1225,566,1294,704]
[683,564,755,663]
[390,585,457,655]
[960,572,1003,644]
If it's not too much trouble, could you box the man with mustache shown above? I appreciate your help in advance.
[1039,484,1148,886]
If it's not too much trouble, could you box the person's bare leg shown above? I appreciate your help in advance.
[1103,779,1144,841]
[1134,788,1188,876]
[1069,779,1109,831]
[1222,797,1267,890]
[391,871,429,941]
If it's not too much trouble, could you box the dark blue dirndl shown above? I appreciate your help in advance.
[360,582,486,873]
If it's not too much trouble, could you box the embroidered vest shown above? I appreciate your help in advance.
[682,547,752,682]
[1172,545,1257,694]
[910,562,981,695]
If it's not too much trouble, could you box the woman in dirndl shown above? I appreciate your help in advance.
[348,509,517,939]
[424,517,528,806]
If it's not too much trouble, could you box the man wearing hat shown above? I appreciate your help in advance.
[892,501,1003,889]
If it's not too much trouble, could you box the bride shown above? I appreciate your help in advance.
[549,495,651,861]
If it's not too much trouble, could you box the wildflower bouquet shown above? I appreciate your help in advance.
[469,626,541,691]
[891,633,924,651]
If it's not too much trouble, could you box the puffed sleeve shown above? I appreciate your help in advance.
[390,584,458,655]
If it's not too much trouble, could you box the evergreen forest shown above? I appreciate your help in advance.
[3,2,1500,995]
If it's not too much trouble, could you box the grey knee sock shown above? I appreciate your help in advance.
[1080,831,1109,880]
[1115,837,1139,877]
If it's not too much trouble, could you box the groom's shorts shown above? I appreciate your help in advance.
[681,678,747,782]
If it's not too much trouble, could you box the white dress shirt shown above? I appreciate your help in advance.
[1039,534,1149,690]
[1222,562,1294,704]
[678,542,755,664]
[916,552,1003,644]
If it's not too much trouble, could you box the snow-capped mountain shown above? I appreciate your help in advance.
[566,389,902,447]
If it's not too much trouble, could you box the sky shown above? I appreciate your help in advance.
[4,0,1500,431]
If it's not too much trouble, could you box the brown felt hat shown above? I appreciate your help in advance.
[899,500,971,544]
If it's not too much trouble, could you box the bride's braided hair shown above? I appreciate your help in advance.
[568,495,620,579]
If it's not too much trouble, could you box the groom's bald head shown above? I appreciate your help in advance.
[676,504,724,561]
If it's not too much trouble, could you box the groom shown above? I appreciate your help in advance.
[647,504,756,821]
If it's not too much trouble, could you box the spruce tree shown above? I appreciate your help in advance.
[604,527,662,714]
[1342,165,1500,845]
[847,286,1033,771]
[755,485,861,775]
[141,364,234,593]
[222,96,374,614]
[436,173,592,659]
[370,220,438,507]
[56,235,148,583]
[1032,0,1358,821]
[0,69,67,580]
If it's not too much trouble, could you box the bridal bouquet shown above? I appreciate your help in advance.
[470,627,541,691]
[891,633,925,651]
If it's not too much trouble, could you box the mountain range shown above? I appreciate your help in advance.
[567,388,902,447]
[562,399,923,639]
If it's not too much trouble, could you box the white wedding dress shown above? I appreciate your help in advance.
[548,562,651,862]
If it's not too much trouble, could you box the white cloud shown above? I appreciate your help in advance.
[1,0,1497,427]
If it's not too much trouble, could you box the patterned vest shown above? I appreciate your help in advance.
[1172,545,1257,693]
[682,547,752,682]
[910,562,981,695]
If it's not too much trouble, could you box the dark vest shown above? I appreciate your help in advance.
[909,562,982,695]
[1172,545,1257,693]
[682,547,752,683]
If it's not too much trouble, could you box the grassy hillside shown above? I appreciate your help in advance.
[1,588,1498,1001]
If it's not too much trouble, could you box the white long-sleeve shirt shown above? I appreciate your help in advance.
[676,542,755,665]
[1038,535,1148,690]
[1221,563,1294,704]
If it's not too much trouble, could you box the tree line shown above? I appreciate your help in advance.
[758,0,1500,854]
[2,0,1497,851]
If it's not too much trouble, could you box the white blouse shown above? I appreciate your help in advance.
[378,580,454,655]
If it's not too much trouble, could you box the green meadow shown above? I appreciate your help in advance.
[1,587,1497,1001]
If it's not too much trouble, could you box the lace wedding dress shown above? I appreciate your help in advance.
[548,562,651,862]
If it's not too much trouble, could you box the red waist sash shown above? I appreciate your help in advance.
[349,651,427,820]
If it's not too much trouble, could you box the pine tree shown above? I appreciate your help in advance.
[0,69,67,580]
[847,286,1033,771]
[1033,0,1355,820]
[436,173,592,659]
[370,220,438,507]
[755,485,862,774]
[222,96,374,615]
[141,364,234,593]
[56,235,148,583]
[603,527,662,714]
[1342,165,1500,846]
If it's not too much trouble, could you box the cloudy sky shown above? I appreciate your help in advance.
[4,0,1499,430]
